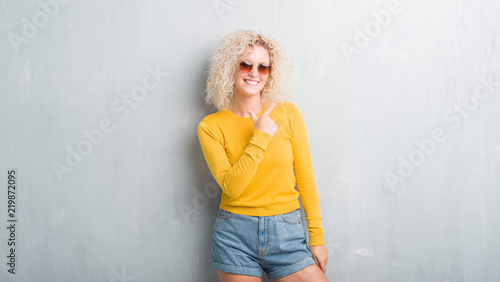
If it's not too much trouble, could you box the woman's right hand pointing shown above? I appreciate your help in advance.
[247,98,280,137]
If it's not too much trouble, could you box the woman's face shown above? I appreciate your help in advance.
[233,45,270,99]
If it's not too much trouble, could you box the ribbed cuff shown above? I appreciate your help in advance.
[249,129,273,150]
[309,233,326,246]
[307,219,325,246]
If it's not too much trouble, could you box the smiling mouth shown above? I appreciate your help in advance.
[244,79,259,85]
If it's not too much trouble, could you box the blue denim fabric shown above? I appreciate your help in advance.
[211,208,316,279]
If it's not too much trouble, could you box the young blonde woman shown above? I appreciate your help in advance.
[198,30,328,281]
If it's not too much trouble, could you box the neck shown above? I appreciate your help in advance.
[228,92,263,117]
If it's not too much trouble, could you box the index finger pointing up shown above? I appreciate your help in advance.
[262,98,280,117]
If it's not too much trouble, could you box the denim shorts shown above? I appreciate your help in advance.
[211,207,316,279]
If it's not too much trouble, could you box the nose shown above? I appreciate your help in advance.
[248,65,259,78]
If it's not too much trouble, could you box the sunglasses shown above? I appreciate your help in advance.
[238,61,271,75]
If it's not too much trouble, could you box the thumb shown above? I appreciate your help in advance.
[247,110,258,123]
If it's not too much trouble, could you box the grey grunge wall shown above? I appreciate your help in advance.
[1,0,499,281]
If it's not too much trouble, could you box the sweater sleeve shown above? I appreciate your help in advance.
[291,104,325,246]
[197,120,273,199]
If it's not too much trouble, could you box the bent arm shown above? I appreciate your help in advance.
[197,120,273,199]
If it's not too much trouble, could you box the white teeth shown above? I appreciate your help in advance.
[245,80,258,85]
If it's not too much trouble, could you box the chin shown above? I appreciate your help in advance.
[242,90,262,97]
[244,85,265,95]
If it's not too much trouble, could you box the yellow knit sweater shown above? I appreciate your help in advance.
[197,102,324,246]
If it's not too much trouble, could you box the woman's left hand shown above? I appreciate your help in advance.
[310,244,328,273]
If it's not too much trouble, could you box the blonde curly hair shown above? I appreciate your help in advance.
[203,30,291,111]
